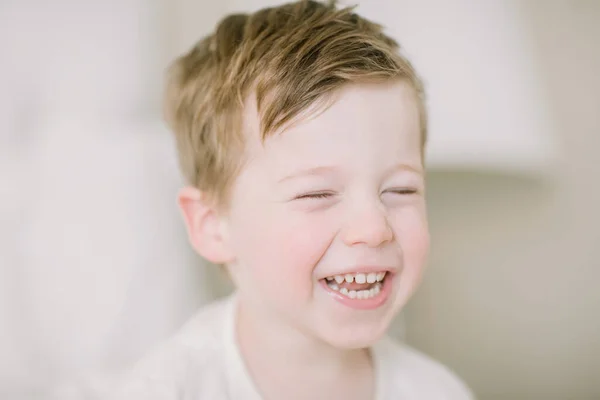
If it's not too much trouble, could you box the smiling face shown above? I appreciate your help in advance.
[222,80,429,348]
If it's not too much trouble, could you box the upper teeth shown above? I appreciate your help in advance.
[328,271,387,284]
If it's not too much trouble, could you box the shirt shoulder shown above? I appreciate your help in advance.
[376,337,474,400]
[104,297,233,400]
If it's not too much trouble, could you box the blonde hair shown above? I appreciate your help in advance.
[164,0,426,208]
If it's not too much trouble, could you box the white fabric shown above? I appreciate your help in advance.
[105,294,473,400]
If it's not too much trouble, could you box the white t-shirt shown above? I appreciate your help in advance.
[107,295,473,400]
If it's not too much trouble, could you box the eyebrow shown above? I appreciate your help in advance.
[386,162,424,176]
[277,166,338,184]
[277,162,423,184]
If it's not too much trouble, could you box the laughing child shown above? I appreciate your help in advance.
[109,1,473,399]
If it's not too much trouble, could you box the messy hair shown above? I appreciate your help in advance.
[164,0,426,207]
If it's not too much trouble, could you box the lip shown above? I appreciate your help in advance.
[319,272,395,310]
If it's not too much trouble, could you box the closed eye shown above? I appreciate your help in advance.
[384,188,419,195]
[294,191,336,200]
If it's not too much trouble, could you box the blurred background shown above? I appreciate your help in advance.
[0,0,598,399]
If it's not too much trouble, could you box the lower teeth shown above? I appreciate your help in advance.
[326,281,382,299]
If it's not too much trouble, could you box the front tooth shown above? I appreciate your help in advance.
[366,273,377,284]
[376,272,386,282]
[374,283,381,294]
[340,287,349,295]
[360,289,370,299]
[348,290,357,299]
[357,290,364,299]
[345,274,354,283]
[330,283,339,291]
[369,287,376,297]
[334,275,345,284]
[355,273,366,284]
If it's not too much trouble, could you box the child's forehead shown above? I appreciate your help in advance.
[238,81,422,177]
[240,80,420,147]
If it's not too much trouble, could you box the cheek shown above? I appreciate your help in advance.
[230,207,335,298]
[393,207,430,269]
[279,213,334,258]
[389,207,430,303]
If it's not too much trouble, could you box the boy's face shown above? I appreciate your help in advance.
[223,80,428,348]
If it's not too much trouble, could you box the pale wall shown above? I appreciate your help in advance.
[406,2,600,399]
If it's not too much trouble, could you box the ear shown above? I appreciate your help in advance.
[177,187,235,264]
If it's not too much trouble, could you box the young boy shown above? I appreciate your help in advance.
[109,1,473,398]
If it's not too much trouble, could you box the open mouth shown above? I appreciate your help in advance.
[321,271,389,300]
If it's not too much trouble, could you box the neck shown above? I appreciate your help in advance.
[234,296,374,400]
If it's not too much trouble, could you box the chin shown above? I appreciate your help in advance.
[319,320,390,349]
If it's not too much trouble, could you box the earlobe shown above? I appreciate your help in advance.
[177,187,235,264]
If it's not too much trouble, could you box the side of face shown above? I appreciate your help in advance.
[182,80,429,349]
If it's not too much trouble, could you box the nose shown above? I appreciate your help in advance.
[340,201,394,248]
